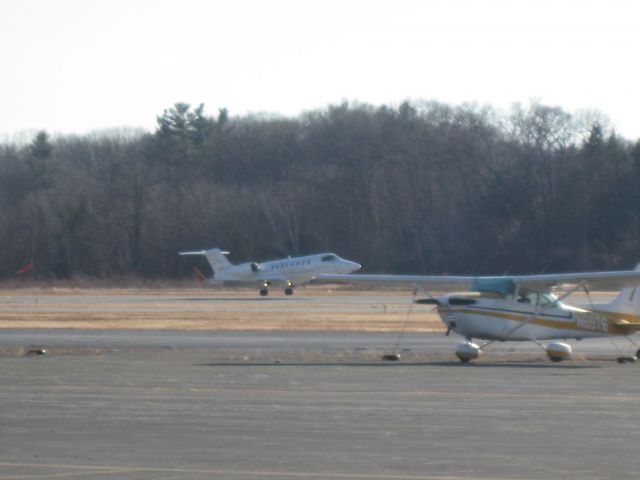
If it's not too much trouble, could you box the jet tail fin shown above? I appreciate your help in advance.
[179,248,233,275]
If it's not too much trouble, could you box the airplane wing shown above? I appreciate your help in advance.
[259,272,287,283]
[509,270,640,291]
[319,269,640,293]
[317,274,475,292]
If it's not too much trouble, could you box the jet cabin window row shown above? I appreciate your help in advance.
[268,255,340,270]
[270,259,312,269]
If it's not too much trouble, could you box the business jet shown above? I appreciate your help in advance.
[320,266,640,363]
[179,248,360,296]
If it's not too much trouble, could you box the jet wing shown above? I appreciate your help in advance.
[256,272,287,283]
[319,269,640,293]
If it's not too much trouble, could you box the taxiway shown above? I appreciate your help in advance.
[0,329,639,480]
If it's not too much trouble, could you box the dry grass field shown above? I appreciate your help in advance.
[0,284,445,332]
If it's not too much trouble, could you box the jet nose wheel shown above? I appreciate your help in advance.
[259,288,268,296]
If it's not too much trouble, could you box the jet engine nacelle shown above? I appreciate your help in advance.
[546,342,572,362]
[455,341,481,363]
[250,262,260,273]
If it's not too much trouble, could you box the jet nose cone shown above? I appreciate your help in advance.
[349,261,361,272]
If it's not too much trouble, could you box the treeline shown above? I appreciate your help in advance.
[1,101,640,280]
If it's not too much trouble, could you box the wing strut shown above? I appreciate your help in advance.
[583,284,597,310]
[383,287,418,361]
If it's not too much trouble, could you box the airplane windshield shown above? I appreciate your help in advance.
[471,278,516,298]
[321,255,338,262]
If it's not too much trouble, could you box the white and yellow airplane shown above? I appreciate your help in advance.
[320,266,640,363]
[179,248,360,296]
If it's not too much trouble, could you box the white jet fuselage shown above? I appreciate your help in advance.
[213,253,360,286]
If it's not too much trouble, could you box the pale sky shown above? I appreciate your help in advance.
[2,0,640,141]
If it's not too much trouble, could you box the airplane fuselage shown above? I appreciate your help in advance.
[213,253,360,286]
[437,295,636,341]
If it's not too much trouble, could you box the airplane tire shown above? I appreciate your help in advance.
[284,288,293,296]
[382,353,400,361]
[260,288,268,297]
[617,356,636,364]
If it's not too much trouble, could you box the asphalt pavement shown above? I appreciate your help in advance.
[1,329,639,479]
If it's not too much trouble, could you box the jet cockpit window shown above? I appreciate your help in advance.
[321,255,338,262]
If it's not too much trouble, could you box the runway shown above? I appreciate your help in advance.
[0,289,616,332]
[1,329,640,479]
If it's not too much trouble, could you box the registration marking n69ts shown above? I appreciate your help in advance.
[575,312,609,332]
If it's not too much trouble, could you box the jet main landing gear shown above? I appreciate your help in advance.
[284,281,294,296]
[259,281,294,296]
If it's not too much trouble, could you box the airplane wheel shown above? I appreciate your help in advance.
[260,288,268,297]
[284,287,293,296]
[459,358,471,364]
[617,356,636,364]
[636,348,640,359]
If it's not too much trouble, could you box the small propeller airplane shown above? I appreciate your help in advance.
[320,265,640,363]
[179,248,360,296]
